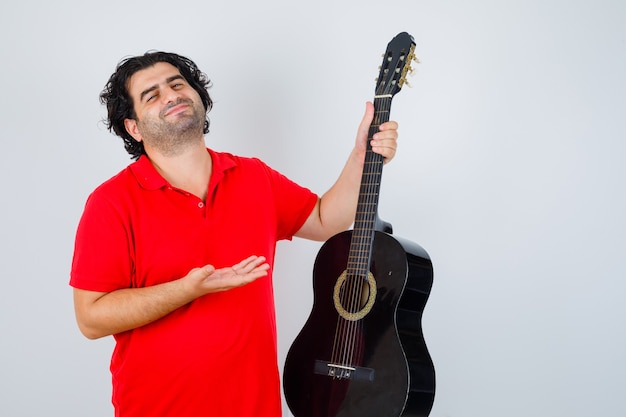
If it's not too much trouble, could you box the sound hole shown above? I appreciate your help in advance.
[333,270,377,321]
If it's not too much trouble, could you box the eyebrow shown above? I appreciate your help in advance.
[139,75,186,102]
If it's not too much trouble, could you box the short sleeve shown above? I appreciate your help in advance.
[70,189,134,292]
[257,160,318,241]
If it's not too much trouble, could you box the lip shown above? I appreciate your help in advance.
[163,102,190,117]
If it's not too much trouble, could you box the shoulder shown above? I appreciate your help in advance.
[88,155,164,200]
[79,163,146,221]
[209,149,281,182]
[210,149,269,169]
[86,165,135,202]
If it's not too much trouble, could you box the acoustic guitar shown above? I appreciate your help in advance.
[283,32,435,417]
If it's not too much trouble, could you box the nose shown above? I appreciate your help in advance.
[162,85,182,105]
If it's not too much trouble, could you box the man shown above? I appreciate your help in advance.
[70,51,399,417]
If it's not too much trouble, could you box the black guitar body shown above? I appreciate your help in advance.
[283,230,435,417]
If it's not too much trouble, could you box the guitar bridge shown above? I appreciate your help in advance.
[314,359,375,382]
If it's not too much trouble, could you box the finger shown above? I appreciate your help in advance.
[378,120,398,131]
[371,134,398,150]
[206,263,269,292]
[231,255,267,274]
[370,138,397,162]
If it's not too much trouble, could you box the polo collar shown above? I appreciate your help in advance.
[130,148,237,191]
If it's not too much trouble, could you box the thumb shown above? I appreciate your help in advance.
[199,264,216,277]
[356,101,375,147]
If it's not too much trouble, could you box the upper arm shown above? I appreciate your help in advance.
[294,199,329,242]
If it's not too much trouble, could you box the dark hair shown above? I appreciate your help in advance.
[100,51,213,160]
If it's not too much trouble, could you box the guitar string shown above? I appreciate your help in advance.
[352,126,379,368]
[328,45,409,379]
[344,97,391,374]
[334,145,370,373]
[355,100,387,370]
[344,129,374,371]
[362,97,392,372]
[330,87,393,377]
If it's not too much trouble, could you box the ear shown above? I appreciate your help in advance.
[124,118,143,142]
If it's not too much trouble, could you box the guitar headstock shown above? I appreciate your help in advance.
[375,32,418,97]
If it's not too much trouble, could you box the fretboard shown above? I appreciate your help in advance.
[346,96,392,277]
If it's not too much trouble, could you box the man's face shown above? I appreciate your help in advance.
[124,62,206,155]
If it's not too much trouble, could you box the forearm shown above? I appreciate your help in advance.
[294,148,366,242]
[318,148,365,232]
[73,278,195,339]
[295,102,398,242]
[73,256,269,339]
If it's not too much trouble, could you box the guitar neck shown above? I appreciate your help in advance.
[348,96,393,275]
[344,31,416,277]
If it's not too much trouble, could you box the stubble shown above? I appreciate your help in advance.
[137,98,206,156]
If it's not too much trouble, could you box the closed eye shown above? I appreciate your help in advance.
[140,86,159,103]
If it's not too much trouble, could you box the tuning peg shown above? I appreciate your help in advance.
[407,55,420,76]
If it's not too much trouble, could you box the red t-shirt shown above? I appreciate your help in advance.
[70,149,318,417]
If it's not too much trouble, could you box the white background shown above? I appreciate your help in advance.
[1,1,625,416]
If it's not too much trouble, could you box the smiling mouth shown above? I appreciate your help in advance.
[163,100,192,117]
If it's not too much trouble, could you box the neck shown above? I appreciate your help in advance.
[146,141,213,201]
